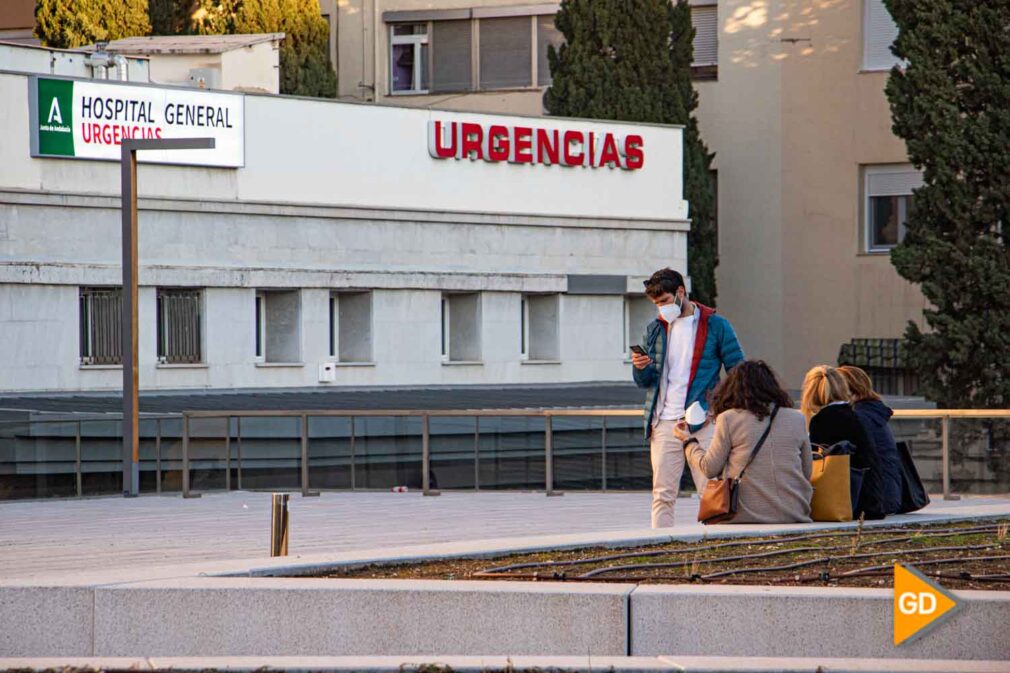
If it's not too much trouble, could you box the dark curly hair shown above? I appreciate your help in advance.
[643,268,685,299]
[709,360,793,420]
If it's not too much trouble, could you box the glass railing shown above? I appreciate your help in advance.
[2,408,1008,500]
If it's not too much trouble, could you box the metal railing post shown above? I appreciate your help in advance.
[236,416,242,491]
[941,415,960,501]
[155,419,162,494]
[75,420,82,498]
[545,414,561,496]
[300,413,319,497]
[474,416,480,491]
[601,416,608,492]
[182,413,200,498]
[270,492,289,557]
[224,416,231,492]
[350,416,356,491]
[422,413,439,496]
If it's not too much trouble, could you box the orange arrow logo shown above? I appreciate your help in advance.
[894,563,960,646]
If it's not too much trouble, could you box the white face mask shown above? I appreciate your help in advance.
[657,296,683,322]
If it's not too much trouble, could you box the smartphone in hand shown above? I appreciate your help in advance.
[630,345,648,357]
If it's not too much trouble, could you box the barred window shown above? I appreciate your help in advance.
[79,287,122,365]
[157,288,202,364]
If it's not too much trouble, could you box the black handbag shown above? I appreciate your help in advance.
[895,441,930,514]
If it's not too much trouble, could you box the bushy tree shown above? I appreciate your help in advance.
[884,0,1010,408]
[150,0,336,98]
[35,0,151,49]
[544,0,718,305]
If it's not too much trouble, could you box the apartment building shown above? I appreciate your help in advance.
[335,0,925,390]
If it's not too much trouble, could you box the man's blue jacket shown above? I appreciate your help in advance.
[632,302,744,439]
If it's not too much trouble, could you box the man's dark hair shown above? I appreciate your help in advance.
[708,360,794,421]
[643,268,686,299]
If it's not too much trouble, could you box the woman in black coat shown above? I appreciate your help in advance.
[839,366,903,515]
[801,365,886,519]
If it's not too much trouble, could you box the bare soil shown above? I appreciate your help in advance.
[321,519,1010,590]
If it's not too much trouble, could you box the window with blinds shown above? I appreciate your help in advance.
[432,20,473,92]
[480,17,532,89]
[863,165,923,252]
[691,5,718,67]
[389,13,568,94]
[863,0,900,71]
[536,15,563,86]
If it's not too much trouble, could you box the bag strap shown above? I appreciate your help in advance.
[735,405,779,482]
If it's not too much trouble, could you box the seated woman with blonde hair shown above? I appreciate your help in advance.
[802,365,886,519]
[838,365,902,515]
[675,360,812,524]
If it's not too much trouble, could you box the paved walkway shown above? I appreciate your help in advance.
[3,491,1010,581]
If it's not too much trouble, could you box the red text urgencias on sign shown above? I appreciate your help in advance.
[428,120,645,170]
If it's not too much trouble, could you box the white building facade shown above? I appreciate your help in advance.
[0,70,688,393]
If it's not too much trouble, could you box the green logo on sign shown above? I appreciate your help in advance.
[37,78,75,157]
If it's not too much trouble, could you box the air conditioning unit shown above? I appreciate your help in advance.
[187,67,221,90]
[318,362,337,383]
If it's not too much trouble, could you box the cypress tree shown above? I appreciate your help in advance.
[544,0,718,305]
[35,0,151,49]
[150,0,336,98]
[884,0,1010,408]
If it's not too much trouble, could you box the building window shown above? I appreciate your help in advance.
[624,295,656,359]
[441,292,482,362]
[480,16,532,89]
[389,11,563,94]
[523,294,560,361]
[79,287,122,365]
[254,290,302,363]
[691,4,718,68]
[863,0,900,71]
[330,291,373,362]
[157,288,202,364]
[254,292,265,360]
[863,165,923,252]
[536,15,563,86]
[390,23,430,94]
[432,19,473,92]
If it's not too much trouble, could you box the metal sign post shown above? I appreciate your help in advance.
[121,137,215,497]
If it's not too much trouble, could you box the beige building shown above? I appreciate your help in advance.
[335,0,925,390]
[0,0,34,43]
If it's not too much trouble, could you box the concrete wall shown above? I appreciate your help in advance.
[3,578,1008,660]
[219,42,281,94]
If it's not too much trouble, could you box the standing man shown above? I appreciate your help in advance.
[631,268,744,528]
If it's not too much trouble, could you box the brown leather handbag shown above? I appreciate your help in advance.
[697,406,779,524]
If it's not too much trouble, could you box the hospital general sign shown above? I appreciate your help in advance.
[29,76,244,167]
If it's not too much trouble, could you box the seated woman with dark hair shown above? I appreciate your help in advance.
[675,360,813,524]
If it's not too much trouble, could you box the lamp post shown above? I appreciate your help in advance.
[122,137,215,497]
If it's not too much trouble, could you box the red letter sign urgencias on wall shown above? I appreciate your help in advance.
[427,120,644,171]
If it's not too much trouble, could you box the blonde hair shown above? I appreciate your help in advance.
[837,365,881,403]
[800,365,851,422]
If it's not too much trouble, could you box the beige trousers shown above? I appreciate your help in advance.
[650,419,715,528]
